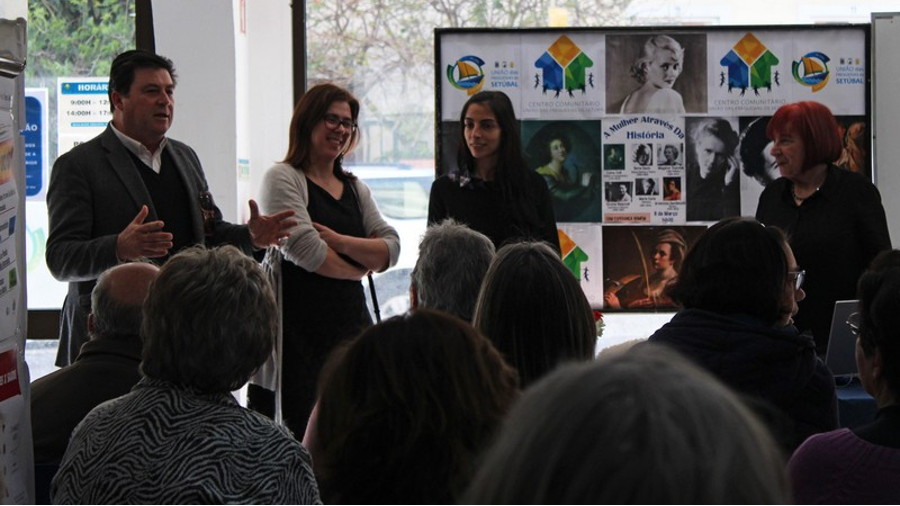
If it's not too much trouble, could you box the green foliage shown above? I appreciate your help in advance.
[306,0,634,162]
[25,0,134,160]
[27,0,134,79]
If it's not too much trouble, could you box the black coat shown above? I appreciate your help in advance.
[647,308,838,451]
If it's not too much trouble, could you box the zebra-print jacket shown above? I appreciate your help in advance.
[51,377,322,504]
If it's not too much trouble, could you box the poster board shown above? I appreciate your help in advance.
[436,25,871,311]
[0,15,32,503]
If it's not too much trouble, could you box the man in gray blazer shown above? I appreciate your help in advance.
[46,50,295,366]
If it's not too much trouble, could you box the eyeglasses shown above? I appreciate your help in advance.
[322,113,357,132]
[787,269,805,290]
[846,311,860,337]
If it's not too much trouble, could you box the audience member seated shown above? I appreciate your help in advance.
[473,241,596,387]
[464,345,789,503]
[31,262,158,465]
[788,249,900,504]
[410,218,495,321]
[305,309,518,504]
[51,246,320,504]
[647,217,837,452]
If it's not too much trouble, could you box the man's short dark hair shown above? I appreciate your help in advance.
[411,219,495,321]
[140,246,276,394]
[108,50,177,112]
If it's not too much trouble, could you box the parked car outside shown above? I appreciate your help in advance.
[347,164,433,319]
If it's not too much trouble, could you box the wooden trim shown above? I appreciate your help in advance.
[292,0,306,103]
[27,310,59,340]
[136,0,155,52]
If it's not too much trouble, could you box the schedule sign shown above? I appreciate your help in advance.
[24,88,47,198]
[57,78,111,155]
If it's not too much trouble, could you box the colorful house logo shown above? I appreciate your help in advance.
[534,35,594,97]
[719,33,780,95]
[559,229,589,281]
[792,52,830,92]
[446,55,486,95]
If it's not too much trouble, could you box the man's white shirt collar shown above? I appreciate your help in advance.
[110,122,168,174]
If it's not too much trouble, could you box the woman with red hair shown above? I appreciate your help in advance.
[756,101,890,355]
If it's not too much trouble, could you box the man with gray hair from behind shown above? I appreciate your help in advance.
[410,218,495,321]
[31,261,159,465]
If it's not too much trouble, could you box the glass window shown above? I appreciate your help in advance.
[25,1,135,312]
[25,1,135,379]
[362,177,432,220]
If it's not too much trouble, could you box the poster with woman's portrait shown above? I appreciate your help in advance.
[635,177,659,196]
[606,33,708,115]
[522,120,603,222]
[657,143,683,166]
[685,116,741,222]
[835,115,869,177]
[737,116,776,216]
[632,143,653,166]
[601,225,707,311]
[604,144,625,170]
[600,117,686,224]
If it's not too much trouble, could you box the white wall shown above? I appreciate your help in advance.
[152,0,239,219]
[151,0,292,222]
[246,1,293,220]
[873,12,900,247]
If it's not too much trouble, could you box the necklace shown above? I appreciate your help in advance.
[791,185,818,202]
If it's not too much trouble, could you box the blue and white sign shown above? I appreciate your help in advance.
[57,77,111,155]
[24,88,47,199]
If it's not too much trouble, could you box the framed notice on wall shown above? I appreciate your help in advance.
[436,25,870,311]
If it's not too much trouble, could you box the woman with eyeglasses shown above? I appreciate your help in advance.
[756,101,891,356]
[647,217,837,452]
[250,83,400,438]
[428,90,559,252]
[789,249,900,503]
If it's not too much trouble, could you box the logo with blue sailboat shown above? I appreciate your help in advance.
[792,52,830,92]
[447,55,486,95]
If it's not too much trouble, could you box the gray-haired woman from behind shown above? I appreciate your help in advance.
[464,345,789,504]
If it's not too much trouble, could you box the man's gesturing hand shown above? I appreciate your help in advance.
[247,199,297,249]
[116,205,173,261]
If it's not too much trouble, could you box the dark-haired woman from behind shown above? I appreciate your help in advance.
[428,90,559,252]
[473,241,596,388]
[647,217,837,451]
[305,309,518,504]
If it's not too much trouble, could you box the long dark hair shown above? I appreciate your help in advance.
[457,91,541,231]
[473,241,596,387]
[312,310,518,503]
[283,82,360,181]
